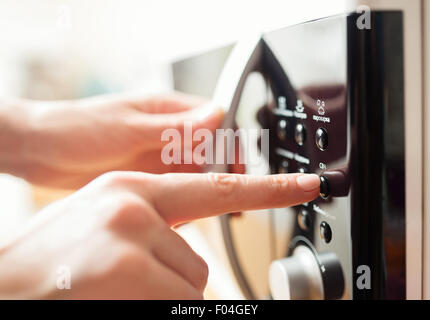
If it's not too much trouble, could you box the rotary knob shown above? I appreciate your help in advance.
[269,245,344,300]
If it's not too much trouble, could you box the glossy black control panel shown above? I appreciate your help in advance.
[258,12,405,299]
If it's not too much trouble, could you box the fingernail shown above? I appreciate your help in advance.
[296,174,320,192]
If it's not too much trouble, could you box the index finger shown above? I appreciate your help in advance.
[142,172,321,226]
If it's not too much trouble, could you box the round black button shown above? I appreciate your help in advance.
[315,127,328,151]
[319,175,330,199]
[294,123,306,146]
[278,159,289,174]
[277,119,288,141]
[298,209,311,231]
[319,221,332,243]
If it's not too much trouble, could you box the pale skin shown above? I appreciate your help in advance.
[0,94,321,299]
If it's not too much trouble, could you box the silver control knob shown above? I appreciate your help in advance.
[269,245,344,300]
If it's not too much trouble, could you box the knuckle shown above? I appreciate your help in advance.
[119,245,141,265]
[109,244,148,275]
[97,171,125,187]
[193,256,209,291]
[105,195,153,231]
[207,173,239,197]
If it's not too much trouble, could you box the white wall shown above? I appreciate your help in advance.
[0,0,350,98]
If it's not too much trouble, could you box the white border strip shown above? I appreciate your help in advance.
[423,0,430,300]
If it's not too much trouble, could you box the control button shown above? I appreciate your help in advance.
[294,123,306,146]
[319,252,345,300]
[269,246,345,300]
[319,175,330,199]
[298,209,311,231]
[319,221,332,243]
[277,119,288,140]
[315,128,328,151]
[269,245,324,300]
[298,166,307,173]
[320,170,349,197]
[278,96,287,110]
[278,160,289,174]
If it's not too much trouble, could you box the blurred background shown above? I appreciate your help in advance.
[0,0,350,298]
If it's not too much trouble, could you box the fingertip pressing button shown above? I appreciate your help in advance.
[297,174,321,192]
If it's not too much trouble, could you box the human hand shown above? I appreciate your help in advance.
[0,171,320,299]
[1,93,223,189]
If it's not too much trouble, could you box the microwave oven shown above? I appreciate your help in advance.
[172,0,429,300]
